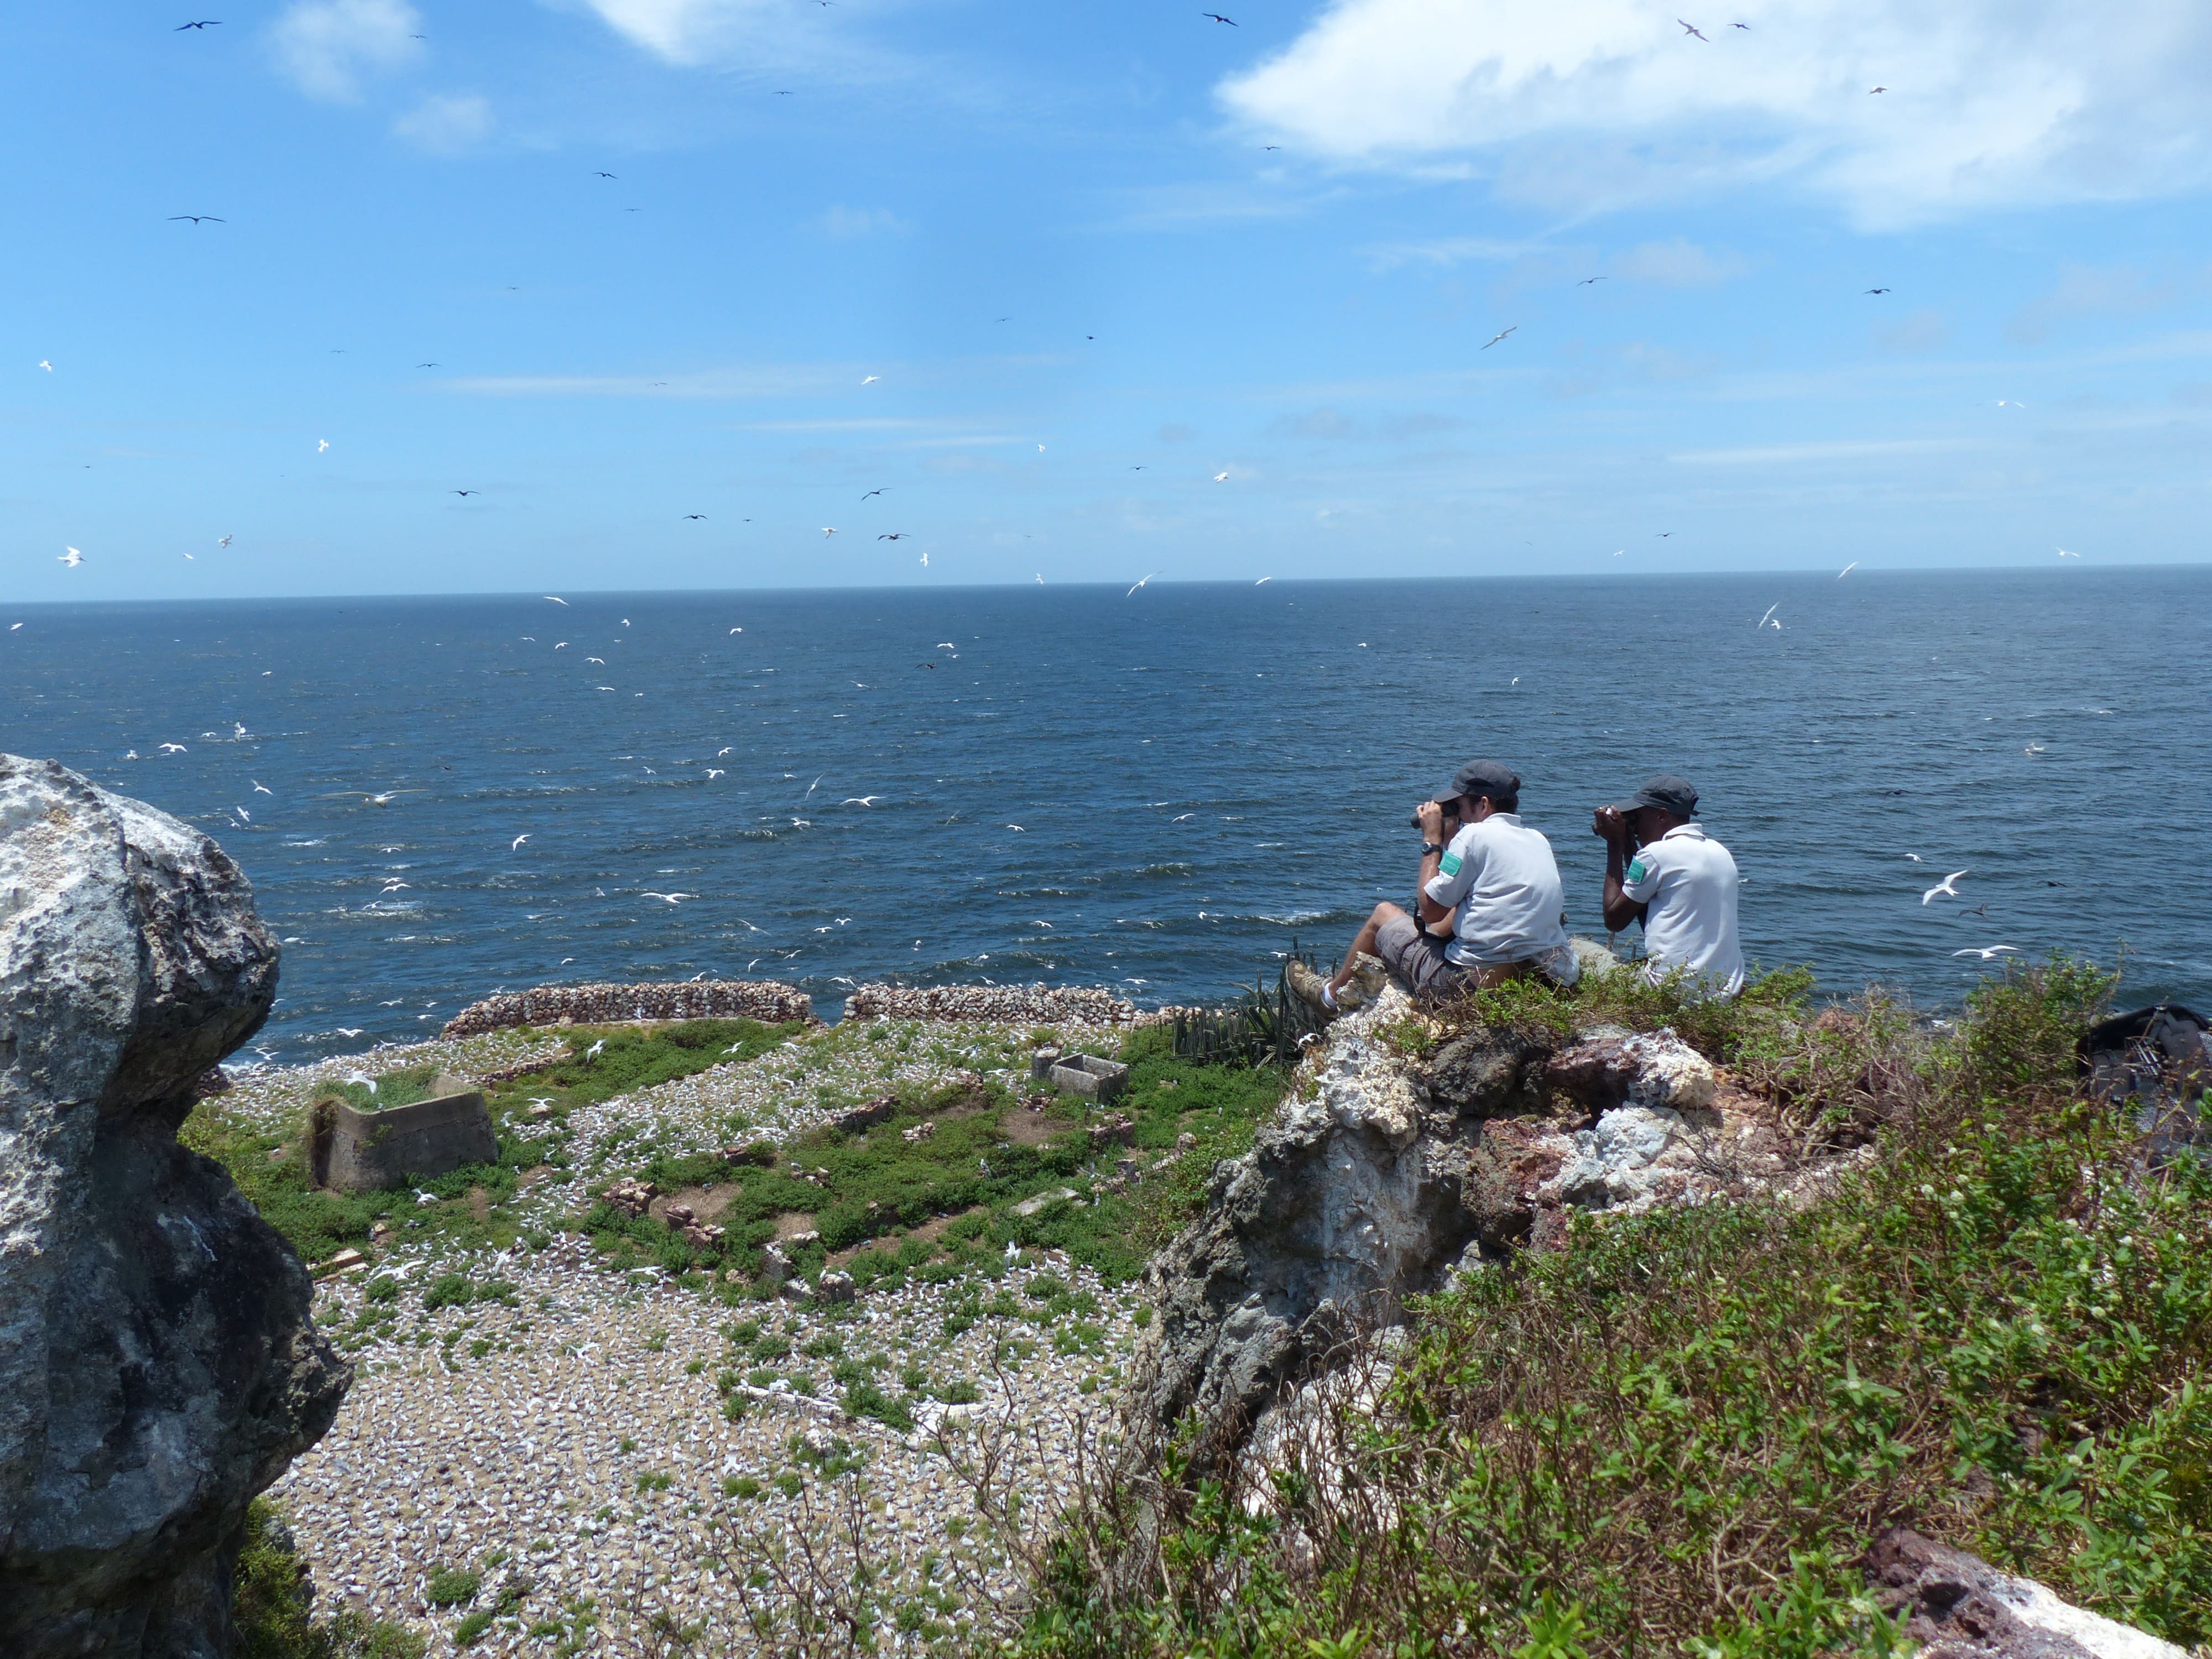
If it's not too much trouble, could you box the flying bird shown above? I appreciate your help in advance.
[640,891,691,904]
[544,595,568,604]
[860,375,880,386]
[317,439,329,452]
[511,834,530,851]
[1578,276,1606,285]
[323,790,422,806]
[1837,562,1858,578]
[1869,85,1887,93]
[1921,870,1970,905]
[159,743,187,753]
[417,362,439,369]
[1481,325,1516,349]
[593,171,617,179]
[59,547,83,567]
[252,780,272,794]
[1952,946,2020,961]
[451,489,479,497]
[1255,576,1272,585]
[1756,603,1780,628]
[168,215,225,224]
[1201,9,1237,20]
[38,359,52,371]
[919,552,928,567]
[1678,18,1708,39]
[1212,471,1229,482]
[1865,287,1891,295]
[218,535,232,547]
[842,796,883,806]
[585,1039,606,1060]
[822,527,838,537]
[860,488,888,500]
[878,532,906,540]
[705,769,724,778]
[2056,547,2080,558]
[175,19,222,28]
[1127,572,1157,596]
[682,513,706,520]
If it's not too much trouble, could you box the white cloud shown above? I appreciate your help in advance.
[1610,239,1746,286]
[573,0,813,66]
[1219,0,2212,226]
[1670,437,1984,466]
[1874,306,1952,353]
[394,93,494,152]
[2007,262,2210,343]
[813,206,907,239]
[269,0,423,102]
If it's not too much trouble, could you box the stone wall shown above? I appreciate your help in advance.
[439,979,815,1037]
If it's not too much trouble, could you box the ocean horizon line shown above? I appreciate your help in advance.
[7,559,2205,613]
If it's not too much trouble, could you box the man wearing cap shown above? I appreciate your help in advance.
[1291,758,1579,1016]
[1593,774,1745,997]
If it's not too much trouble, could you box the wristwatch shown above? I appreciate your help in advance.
[1421,842,1445,856]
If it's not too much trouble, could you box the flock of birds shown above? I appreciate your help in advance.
[32,14,2084,589]
[27,16,2093,1013]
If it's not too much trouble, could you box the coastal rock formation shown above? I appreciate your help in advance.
[1135,989,1797,1458]
[0,756,351,1657]
[440,978,815,1038]
[1867,1528,2189,1658]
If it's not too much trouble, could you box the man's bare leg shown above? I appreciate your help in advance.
[1328,902,1404,994]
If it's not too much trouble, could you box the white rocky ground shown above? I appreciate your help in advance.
[226,1018,1144,1656]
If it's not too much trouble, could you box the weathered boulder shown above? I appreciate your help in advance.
[1867,1528,2189,1658]
[1136,989,1807,1460]
[1545,1027,1718,1116]
[0,755,351,1658]
[1135,1005,1487,1458]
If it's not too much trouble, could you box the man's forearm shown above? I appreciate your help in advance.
[1416,847,1448,924]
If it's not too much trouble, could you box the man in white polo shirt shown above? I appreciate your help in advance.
[1291,758,1579,1016]
[1593,774,1745,997]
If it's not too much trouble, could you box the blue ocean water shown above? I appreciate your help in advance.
[5,570,2206,1060]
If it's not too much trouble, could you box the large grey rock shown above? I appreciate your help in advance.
[1136,990,1805,1462]
[0,755,351,1658]
[1135,1005,1490,1462]
[1867,1528,2189,1658]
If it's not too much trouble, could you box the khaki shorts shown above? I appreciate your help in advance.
[1376,916,1543,999]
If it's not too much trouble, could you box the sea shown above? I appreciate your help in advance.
[6,568,2206,1062]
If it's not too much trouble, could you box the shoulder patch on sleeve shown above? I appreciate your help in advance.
[1626,858,1648,883]
[1438,851,1462,877]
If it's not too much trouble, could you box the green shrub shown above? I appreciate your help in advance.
[452,1609,493,1647]
[425,1564,481,1607]
[421,1275,473,1312]
[231,1500,429,1659]
[1021,959,2209,1658]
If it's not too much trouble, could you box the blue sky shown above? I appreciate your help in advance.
[7,0,2212,599]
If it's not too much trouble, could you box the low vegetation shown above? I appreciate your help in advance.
[1016,958,2212,1658]
[182,1018,806,1267]
[578,1022,1286,1291]
[231,1500,425,1659]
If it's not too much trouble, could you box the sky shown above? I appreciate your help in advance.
[6,0,2212,600]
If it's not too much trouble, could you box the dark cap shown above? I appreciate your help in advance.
[1438,758,1521,804]
[1613,774,1699,817]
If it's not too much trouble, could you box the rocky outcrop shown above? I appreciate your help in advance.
[1134,988,1804,1459]
[0,755,351,1658]
[1867,1528,2189,1658]
[441,978,815,1037]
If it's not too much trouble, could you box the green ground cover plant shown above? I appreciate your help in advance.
[231,1500,426,1659]
[576,1031,1288,1290]
[1015,959,2212,1659]
[181,1019,805,1267]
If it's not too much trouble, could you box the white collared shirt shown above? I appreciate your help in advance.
[1423,813,1578,980]
[1620,822,1744,995]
